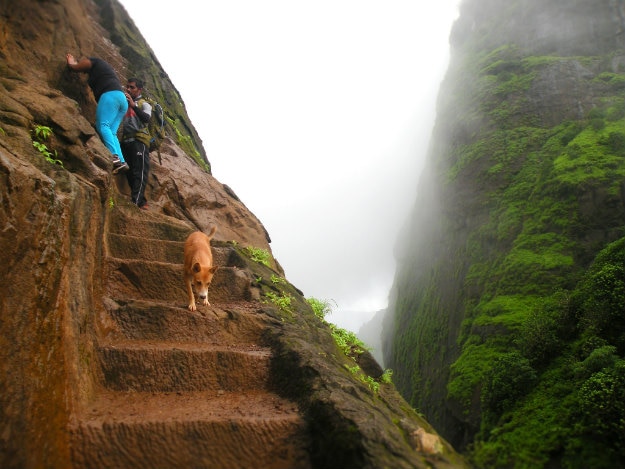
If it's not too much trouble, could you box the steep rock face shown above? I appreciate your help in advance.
[0,1,271,467]
[0,1,470,468]
[385,0,625,467]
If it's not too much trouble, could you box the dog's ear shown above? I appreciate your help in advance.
[193,262,201,273]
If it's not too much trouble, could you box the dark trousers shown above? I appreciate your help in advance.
[121,140,150,207]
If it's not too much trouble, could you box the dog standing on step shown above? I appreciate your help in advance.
[184,227,218,311]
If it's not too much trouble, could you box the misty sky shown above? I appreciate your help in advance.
[118,0,460,332]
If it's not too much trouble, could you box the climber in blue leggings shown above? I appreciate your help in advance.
[66,53,129,174]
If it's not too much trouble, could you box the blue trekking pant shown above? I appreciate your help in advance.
[95,90,128,162]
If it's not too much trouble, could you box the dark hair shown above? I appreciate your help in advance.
[127,77,144,89]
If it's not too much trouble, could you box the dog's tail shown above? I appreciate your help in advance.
[206,226,217,239]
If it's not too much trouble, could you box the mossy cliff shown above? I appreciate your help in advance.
[384,0,625,467]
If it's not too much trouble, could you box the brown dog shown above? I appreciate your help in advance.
[183,227,218,311]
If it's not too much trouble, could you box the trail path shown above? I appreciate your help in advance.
[70,204,311,469]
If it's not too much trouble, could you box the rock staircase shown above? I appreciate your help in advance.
[70,205,312,469]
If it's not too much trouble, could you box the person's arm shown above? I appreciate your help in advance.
[132,100,152,123]
[66,54,92,72]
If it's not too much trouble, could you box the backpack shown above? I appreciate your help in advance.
[137,97,166,160]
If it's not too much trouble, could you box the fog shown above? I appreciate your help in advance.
[119,0,460,332]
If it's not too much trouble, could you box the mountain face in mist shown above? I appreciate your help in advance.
[358,308,386,365]
[384,0,625,467]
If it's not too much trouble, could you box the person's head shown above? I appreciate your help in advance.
[126,78,144,99]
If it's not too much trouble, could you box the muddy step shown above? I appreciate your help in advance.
[108,205,194,241]
[103,298,268,345]
[105,258,258,304]
[98,341,271,392]
[107,234,238,267]
[108,233,184,264]
[71,390,311,469]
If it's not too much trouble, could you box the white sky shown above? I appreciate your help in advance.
[118,0,460,332]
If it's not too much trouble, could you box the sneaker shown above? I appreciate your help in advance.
[112,161,129,174]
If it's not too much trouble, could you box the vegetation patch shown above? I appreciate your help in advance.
[463,239,625,467]
[263,291,293,315]
[307,297,392,395]
[31,124,63,167]
[244,246,272,267]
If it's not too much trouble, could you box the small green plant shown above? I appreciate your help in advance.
[31,124,63,167]
[245,246,271,267]
[264,291,293,314]
[380,369,394,384]
[33,124,53,140]
[345,364,381,393]
[270,274,286,285]
[363,375,380,393]
[32,141,63,166]
[0,126,6,135]
[307,297,335,321]
[108,197,115,209]
[330,324,367,356]
[306,297,367,354]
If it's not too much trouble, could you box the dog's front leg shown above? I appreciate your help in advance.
[186,278,197,311]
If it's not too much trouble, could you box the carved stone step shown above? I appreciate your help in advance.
[107,234,242,270]
[97,341,271,392]
[105,258,257,304]
[107,205,193,241]
[102,298,268,345]
[71,390,311,469]
[108,233,184,264]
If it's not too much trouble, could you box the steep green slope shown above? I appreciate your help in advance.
[385,0,625,467]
